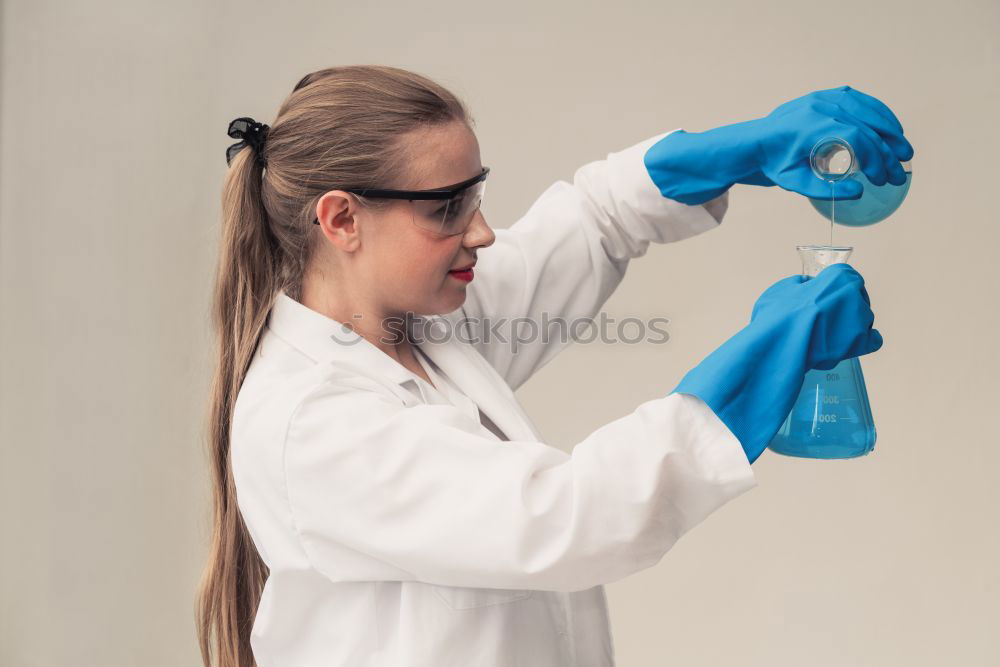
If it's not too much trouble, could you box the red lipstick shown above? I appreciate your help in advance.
[448,268,474,282]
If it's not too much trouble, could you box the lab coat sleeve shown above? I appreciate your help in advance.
[458,128,730,391]
[283,381,755,593]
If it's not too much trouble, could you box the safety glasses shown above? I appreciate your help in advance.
[313,167,490,237]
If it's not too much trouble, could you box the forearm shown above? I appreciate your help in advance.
[642,120,764,205]
[671,317,811,463]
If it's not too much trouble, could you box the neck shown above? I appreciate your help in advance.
[298,275,418,362]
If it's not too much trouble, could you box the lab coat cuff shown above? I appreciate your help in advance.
[677,392,757,492]
[605,128,730,244]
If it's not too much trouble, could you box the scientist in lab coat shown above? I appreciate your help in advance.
[196,66,911,667]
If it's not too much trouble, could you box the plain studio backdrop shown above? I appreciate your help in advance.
[1,0,997,664]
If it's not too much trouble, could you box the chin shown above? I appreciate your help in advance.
[430,290,467,316]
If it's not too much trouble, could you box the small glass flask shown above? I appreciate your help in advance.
[766,245,877,459]
[807,136,912,227]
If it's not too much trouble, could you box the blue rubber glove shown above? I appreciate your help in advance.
[644,85,915,204]
[671,263,883,464]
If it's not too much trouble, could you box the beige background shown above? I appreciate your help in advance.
[2,0,997,664]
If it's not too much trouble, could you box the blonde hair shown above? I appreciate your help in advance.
[195,64,473,667]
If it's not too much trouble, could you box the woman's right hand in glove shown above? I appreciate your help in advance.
[671,263,882,464]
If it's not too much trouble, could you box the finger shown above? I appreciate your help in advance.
[854,298,875,331]
[862,327,883,355]
[826,86,904,135]
[781,100,894,189]
[824,88,903,142]
[818,262,858,281]
[845,118,908,186]
[843,263,865,287]
[830,95,912,182]
[848,324,883,358]
[869,327,883,353]
[810,265,853,298]
[810,106,893,187]
[859,282,871,307]
[776,168,863,200]
[818,265,864,301]
[822,117,894,187]
[841,87,914,162]
[807,179,863,200]
[783,86,914,163]
[847,86,904,130]
[813,358,839,371]
[815,96,906,186]
[762,273,808,290]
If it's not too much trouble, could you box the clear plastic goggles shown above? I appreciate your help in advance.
[406,174,487,236]
[314,167,489,237]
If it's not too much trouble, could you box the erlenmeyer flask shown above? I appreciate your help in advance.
[766,245,876,459]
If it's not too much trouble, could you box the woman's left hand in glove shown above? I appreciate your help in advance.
[643,85,915,204]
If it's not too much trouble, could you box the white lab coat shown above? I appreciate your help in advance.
[230,128,756,667]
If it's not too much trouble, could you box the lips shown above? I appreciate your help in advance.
[448,264,475,282]
[449,262,476,272]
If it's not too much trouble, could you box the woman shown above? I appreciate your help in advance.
[196,65,907,666]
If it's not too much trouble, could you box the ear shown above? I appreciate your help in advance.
[315,190,362,252]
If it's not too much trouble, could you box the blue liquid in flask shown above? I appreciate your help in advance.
[767,245,877,459]
[806,136,912,227]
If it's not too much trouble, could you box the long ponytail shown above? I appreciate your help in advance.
[195,64,473,666]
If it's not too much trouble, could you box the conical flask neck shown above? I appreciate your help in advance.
[796,244,853,277]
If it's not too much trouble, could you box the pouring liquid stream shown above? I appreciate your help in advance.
[829,180,835,246]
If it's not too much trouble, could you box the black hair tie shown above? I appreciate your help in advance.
[226,116,270,168]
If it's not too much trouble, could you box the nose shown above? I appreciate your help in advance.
[463,208,495,249]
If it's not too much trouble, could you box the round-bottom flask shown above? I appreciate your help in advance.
[806,136,912,227]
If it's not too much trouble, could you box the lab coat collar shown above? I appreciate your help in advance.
[267,287,416,386]
[266,289,540,442]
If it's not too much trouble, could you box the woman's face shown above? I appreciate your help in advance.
[315,121,496,322]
